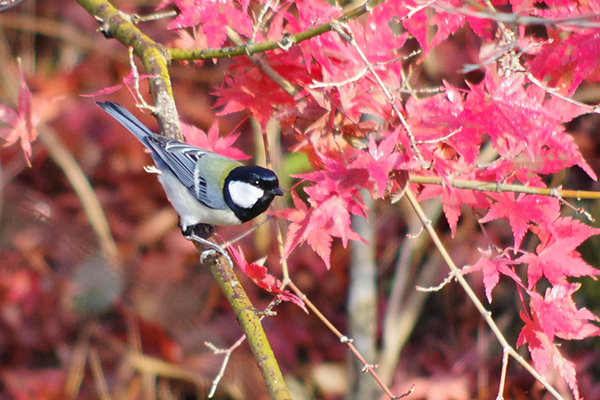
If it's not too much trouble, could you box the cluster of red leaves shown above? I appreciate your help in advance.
[156,0,600,397]
[228,245,306,311]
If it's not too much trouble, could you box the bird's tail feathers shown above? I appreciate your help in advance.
[97,101,154,142]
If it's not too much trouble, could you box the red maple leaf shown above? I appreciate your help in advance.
[275,191,333,269]
[517,310,581,399]
[462,249,521,302]
[228,245,306,312]
[181,121,250,161]
[518,283,600,400]
[531,283,600,341]
[81,68,156,100]
[348,130,406,198]
[527,31,600,96]
[213,51,309,127]
[276,157,368,269]
[158,0,253,48]
[480,193,560,251]
[418,183,489,236]
[517,217,600,288]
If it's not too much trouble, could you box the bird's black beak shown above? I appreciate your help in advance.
[272,187,284,196]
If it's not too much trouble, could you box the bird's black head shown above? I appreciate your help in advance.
[223,166,284,223]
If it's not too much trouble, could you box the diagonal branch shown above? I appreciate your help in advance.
[203,248,292,400]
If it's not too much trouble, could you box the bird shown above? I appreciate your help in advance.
[97,101,284,237]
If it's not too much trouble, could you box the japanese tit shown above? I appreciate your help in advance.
[97,102,284,234]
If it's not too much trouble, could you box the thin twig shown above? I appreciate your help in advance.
[329,20,428,168]
[527,72,600,114]
[436,3,600,28]
[309,67,369,89]
[415,271,455,292]
[416,127,462,144]
[89,348,112,400]
[309,56,409,89]
[250,0,275,42]
[204,299,280,397]
[128,47,155,112]
[205,337,245,398]
[130,10,177,24]
[497,348,510,400]
[286,281,402,399]
[226,27,300,97]
[558,197,595,222]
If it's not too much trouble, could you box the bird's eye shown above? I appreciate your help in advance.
[253,179,260,186]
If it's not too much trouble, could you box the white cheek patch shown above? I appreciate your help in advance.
[228,181,264,209]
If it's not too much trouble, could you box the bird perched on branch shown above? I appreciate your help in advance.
[97,101,283,237]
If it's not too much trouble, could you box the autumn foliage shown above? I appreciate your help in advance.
[1,0,600,399]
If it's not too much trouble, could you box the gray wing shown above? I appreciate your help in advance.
[144,136,230,210]
[97,101,230,210]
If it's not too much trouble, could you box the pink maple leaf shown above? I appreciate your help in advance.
[283,0,349,77]
[0,62,37,166]
[158,0,253,48]
[517,311,581,399]
[213,52,309,127]
[480,193,560,251]
[399,0,467,55]
[517,217,600,288]
[275,191,333,269]
[531,283,600,341]
[407,83,484,166]
[466,15,495,41]
[402,6,429,55]
[463,74,595,179]
[429,3,466,49]
[276,158,368,269]
[81,68,156,99]
[228,245,306,312]
[518,282,600,400]
[462,249,521,302]
[527,31,600,96]
[418,183,489,236]
[181,121,250,161]
[348,130,405,198]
